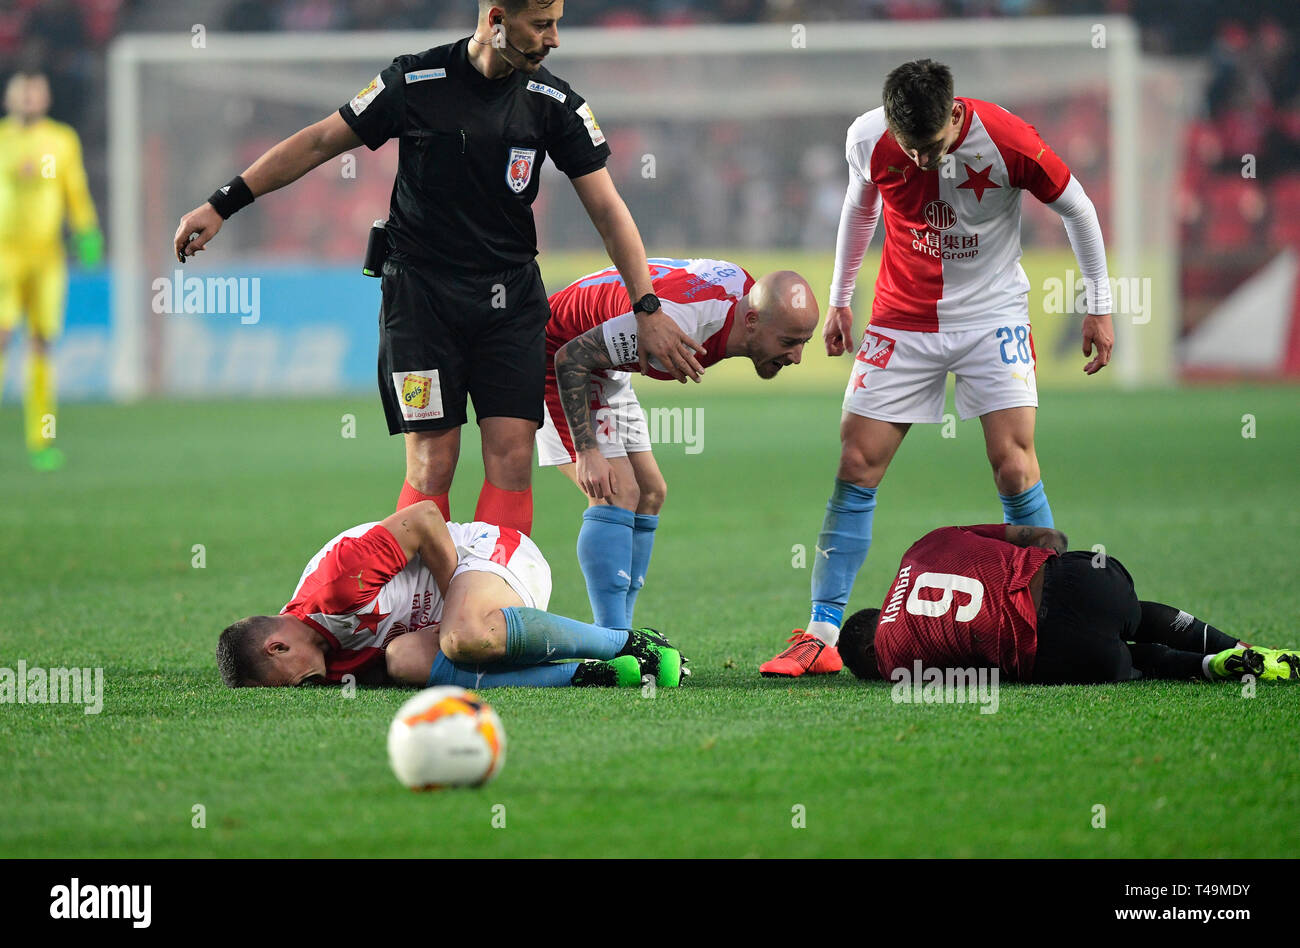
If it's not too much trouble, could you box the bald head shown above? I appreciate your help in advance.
[736,270,820,379]
[749,270,820,336]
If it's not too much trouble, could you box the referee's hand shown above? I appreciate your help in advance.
[173,203,224,263]
[637,310,706,383]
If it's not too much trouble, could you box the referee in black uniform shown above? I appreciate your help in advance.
[174,0,704,536]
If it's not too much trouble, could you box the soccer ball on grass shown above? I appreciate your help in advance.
[386,686,506,790]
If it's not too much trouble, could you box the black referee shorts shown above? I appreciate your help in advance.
[1032,550,1143,684]
[377,257,551,434]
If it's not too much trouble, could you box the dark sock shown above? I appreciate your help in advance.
[1127,642,1210,680]
[1136,601,1239,654]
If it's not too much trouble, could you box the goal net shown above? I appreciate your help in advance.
[107,17,1182,398]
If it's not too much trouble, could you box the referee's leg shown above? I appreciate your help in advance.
[467,263,551,536]
[405,429,461,497]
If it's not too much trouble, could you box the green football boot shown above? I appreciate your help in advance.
[1207,647,1265,681]
[617,628,686,688]
[570,655,643,687]
[1254,648,1299,682]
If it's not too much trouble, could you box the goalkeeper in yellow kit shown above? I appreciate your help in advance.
[0,72,102,470]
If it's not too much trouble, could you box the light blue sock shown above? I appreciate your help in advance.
[1000,480,1053,527]
[809,479,877,629]
[576,505,636,628]
[625,513,659,628]
[427,653,577,688]
[501,606,628,662]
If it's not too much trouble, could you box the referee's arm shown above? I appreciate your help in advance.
[174,112,361,261]
[571,168,706,383]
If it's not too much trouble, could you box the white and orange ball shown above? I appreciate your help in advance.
[387,686,506,790]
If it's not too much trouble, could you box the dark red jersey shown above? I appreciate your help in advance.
[873,524,1055,680]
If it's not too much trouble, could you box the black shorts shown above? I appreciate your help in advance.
[377,257,551,434]
[1032,551,1143,684]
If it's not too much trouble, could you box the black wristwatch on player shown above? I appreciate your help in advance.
[632,293,661,316]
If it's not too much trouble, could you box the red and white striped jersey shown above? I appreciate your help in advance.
[846,97,1071,332]
[546,257,755,380]
[281,521,518,683]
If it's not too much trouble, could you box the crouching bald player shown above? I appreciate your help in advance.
[216,501,683,689]
[836,524,1299,684]
[538,258,819,629]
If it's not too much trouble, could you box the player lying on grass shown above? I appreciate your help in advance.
[832,523,1298,684]
[216,501,683,689]
[539,258,819,628]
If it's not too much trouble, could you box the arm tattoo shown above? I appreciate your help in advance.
[555,325,618,453]
[1011,525,1035,547]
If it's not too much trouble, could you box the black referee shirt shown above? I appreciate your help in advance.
[339,37,612,273]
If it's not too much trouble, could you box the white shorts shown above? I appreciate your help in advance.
[448,522,553,611]
[843,322,1039,423]
[536,370,652,467]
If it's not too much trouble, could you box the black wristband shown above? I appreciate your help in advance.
[207,176,255,220]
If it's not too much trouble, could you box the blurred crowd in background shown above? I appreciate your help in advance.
[4,0,1299,329]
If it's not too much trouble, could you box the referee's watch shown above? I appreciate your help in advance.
[632,293,661,316]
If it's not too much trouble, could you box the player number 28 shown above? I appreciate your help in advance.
[995,326,1031,365]
[906,572,985,622]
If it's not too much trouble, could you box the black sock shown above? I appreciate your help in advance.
[1137,601,1239,654]
[1127,642,1209,680]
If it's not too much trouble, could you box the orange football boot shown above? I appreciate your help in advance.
[759,630,843,677]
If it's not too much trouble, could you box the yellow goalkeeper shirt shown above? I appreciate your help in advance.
[0,116,98,254]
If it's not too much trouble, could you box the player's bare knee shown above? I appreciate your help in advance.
[992,453,1038,495]
[638,477,666,514]
[837,446,884,488]
[618,478,641,512]
[440,609,507,662]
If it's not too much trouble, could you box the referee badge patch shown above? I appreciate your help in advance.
[350,74,385,116]
[393,370,444,421]
[506,147,537,194]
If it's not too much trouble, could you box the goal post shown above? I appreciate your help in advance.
[107,17,1173,400]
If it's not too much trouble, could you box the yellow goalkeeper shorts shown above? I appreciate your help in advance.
[0,248,67,341]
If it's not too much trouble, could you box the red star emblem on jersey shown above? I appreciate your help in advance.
[957,163,1001,202]
[852,368,869,391]
[354,605,389,636]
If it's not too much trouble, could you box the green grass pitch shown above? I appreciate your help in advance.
[1,383,1297,858]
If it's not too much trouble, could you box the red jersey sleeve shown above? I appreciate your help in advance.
[973,99,1071,204]
[956,524,1011,541]
[283,525,409,618]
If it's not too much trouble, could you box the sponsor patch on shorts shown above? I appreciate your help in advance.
[350,74,385,115]
[405,68,446,84]
[392,370,444,421]
[526,79,566,103]
[856,329,897,369]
